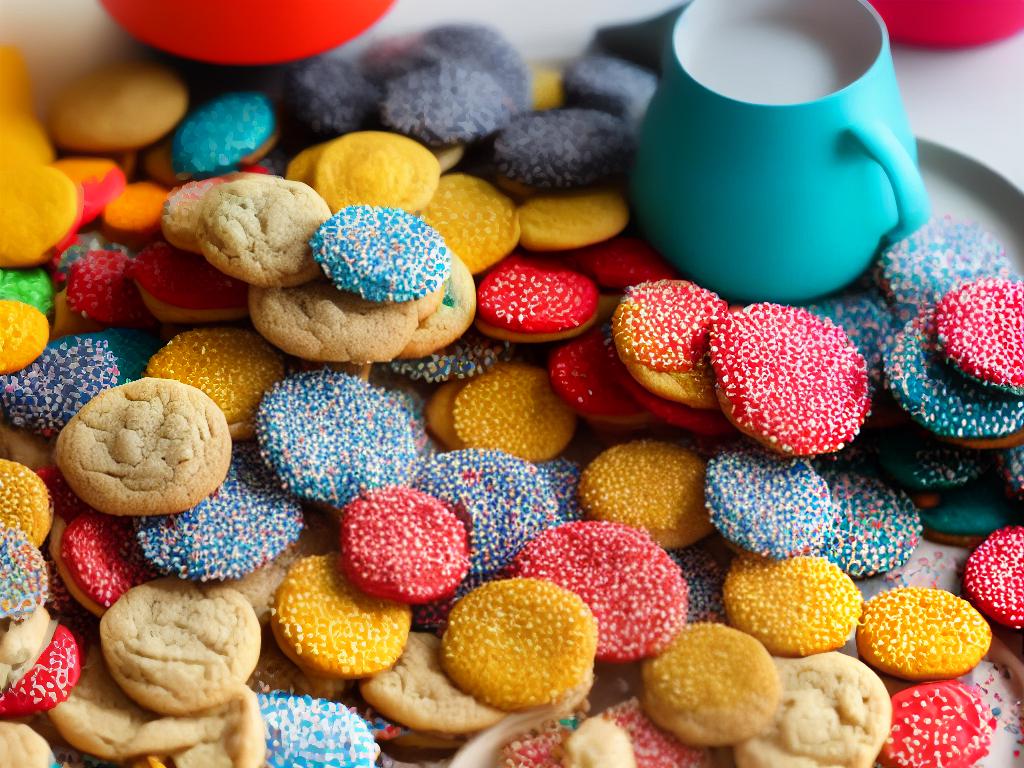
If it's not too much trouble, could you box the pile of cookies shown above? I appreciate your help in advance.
[0,20,1022,768]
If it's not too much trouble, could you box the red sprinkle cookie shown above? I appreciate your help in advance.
[709,303,870,455]
[601,698,710,768]
[547,327,646,421]
[614,362,734,437]
[880,681,996,768]
[339,486,470,604]
[37,466,94,523]
[511,520,688,662]
[963,525,1024,629]
[936,278,1024,396]
[476,254,599,342]
[0,624,80,717]
[565,237,677,291]
[66,249,155,328]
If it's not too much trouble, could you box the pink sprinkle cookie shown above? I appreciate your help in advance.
[501,726,569,768]
[601,698,710,768]
[476,253,599,340]
[936,278,1024,396]
[709,303,870,455]
[0,624,81,717]
[880,681,996,768]
[613,279,727,373]
[963,525,1024,629]
[511,520,688,662]
[339,486,470,604]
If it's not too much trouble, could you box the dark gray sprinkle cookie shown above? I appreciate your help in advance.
[563,54,658,124]
[284,56,381,138]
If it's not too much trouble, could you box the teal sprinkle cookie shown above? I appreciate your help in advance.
[884,312,1024,444]
[0,267,54,315]
[918,477,1023,542]
[310,205,451,303]
[816,466,921,579]
[666,545,726,623]
[877,216,1015,321]
[535,458,583,525]
[135,444,303,581]
[1,524,48,621]
[705,444,835,560]
[258,693,378,768]
[389,330,513,383]
[878,429,989,491]
[256,369,418,509]
[999,446,1023,500]
[172,92,276,178]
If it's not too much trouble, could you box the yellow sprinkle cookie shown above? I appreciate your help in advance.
[531,64,565,110]
[0,458,52,547]
[724,555,862,657]
[453,362,577,461]
[271,554,411,679]
[145,327,285,441]
[641,622,781,747]
[579,440,711,549]
[0,113,55,167]
[857,587,991,681]
[518,187,629,251]
[310,131,440,213]
[0,166,79,268]
[0,300,49,375]
[425,379,467,451]
[421,173,520,274]
[440,577,597,711]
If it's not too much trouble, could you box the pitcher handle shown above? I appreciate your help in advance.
[850,122,931,242]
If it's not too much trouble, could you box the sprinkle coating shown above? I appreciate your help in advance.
[172,92,276,177]
[390,330,512,383]
[601,698,710,768]
[0,524,48,620]
[60,509,155,608]
[535,458,584,525]
[258,692,379,768]
[66,248,153,327]
[284,57,380,138]
[129,241,249,310]
[963,525,1024,629]
[998,445,1024,499]
[0,459,50,546]
[0,300,47,376]
[548,327,646,418]
[666,546,725,624]
[0,623,80,716]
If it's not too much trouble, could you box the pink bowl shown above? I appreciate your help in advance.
[869,0,1024,47]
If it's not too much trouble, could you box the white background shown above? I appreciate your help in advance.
[4,0,1023,187]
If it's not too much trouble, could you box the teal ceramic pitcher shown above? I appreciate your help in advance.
[630,0,930,303]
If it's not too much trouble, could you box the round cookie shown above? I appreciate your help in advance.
[399,253,476,358]
[0,604,51,690]
[392,329,511,383]
[0,458,51,548]
[0,525,47,621]
[935,277,1024,395]
[101,181,169,247]
[256,370,418,508]
[600,698,711,768]
[440,577,597,710]
[877,429,988,491]
[0,722,55,768]
[666,546,726,624]
[52,157,127,225]
[963,525,1024,629]
[359,632,505,735]
[917,477,1022,547]
[0,300,47,375]
[565,236,676,293]
[0,623,80,717]
[310,204,450,303]
[578,440,710,548]
[310,131,440,213]
[0,266,53,315]
[563,718,637,768]
[517,186,629,251]
[706,445,835,559]
[100,577,260,715]
[476,254,599,342]
[49,62,187,152]
[733,653,891,768]
[424,379,467,450]
[259,693,378,768]
[494,109,633,189]
[709,303,871,456]
[172,92,276,178]
[55,378,232,517]
[641,622,780,747]
[511,520,688,662]
[452,361,577,461]
[880,681,996,768]
[857,587,991,681]
[66,248,155,327]
[197,176,329,288]
[724,556,862,657]
[563,54,657,124]
[0,165,79,268]
[161,176,231,252]
[271,554,411,679]
[283,56,380,138]
[421,173,519,274]
[612,358,735,435]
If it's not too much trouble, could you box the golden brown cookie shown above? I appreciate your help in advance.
[0,416,52,469]
[399,253,477,358]
[55,378,232,517]
[0,721,54,768]
[0,605,53,689]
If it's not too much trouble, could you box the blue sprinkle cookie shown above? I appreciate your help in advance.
[258,692,378,768]
[0,329,160,436]
[376,382,434,457]
[172,92,276,178]
[885,312,1024,446]
[877,216,1015,321]
[493,108,634,189]
[918,477,1023,546]
[310,206,451,304]
[705,444,836,560]
[284,56,381,138]
[535,458,584,525]
[815,466,921,579]
[666,545,726,623]
[999,446,1023,500]
[381,60,513,146]
[878,429,989,491]
[135,444,303,581]
[562,54,657,124]
[413,449,557,579]
[256,369,418,509]
[1,524,48,621]
[389,330,512,383]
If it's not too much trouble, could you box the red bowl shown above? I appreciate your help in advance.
[100,0,395,65]
[869,0,1024,47]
